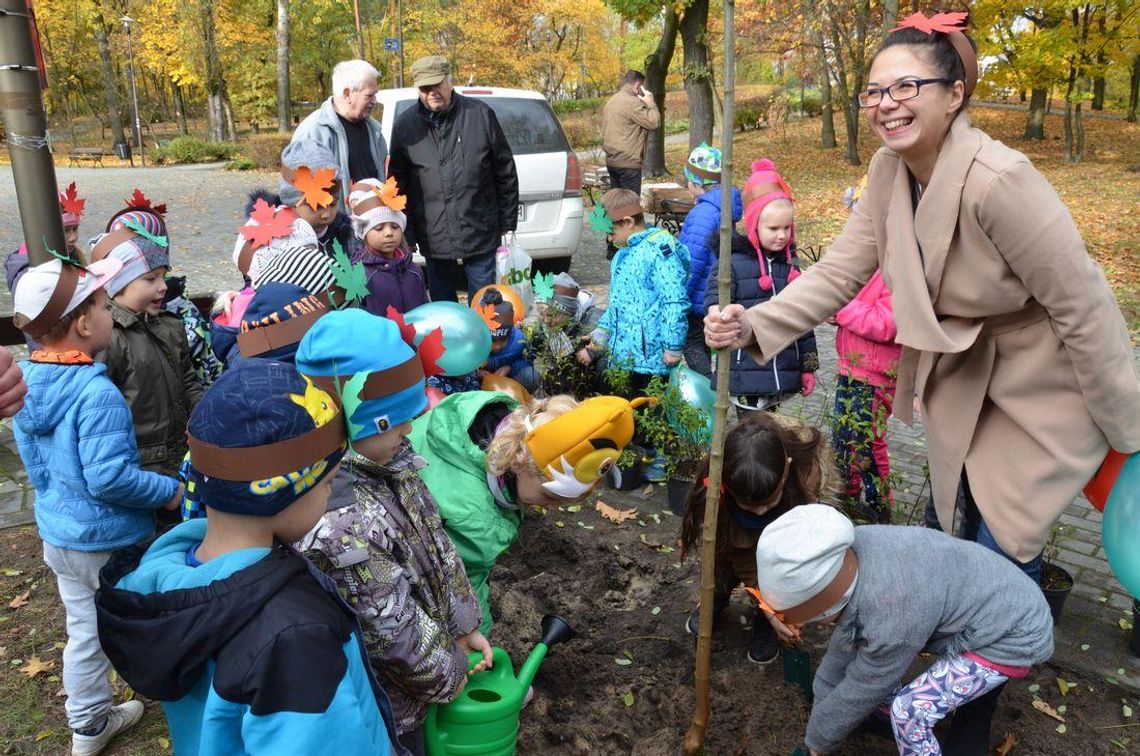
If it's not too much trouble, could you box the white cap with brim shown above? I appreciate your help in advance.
[14,258,123,338]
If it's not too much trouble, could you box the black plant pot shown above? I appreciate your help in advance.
[1040,562,1074,624]
[666,476,694,515]
[610,445,648,491]
[1130,599,1140,657]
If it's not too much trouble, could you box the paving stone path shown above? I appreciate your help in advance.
[1,163,1135,692]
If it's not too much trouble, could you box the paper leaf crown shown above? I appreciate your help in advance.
[125,188,167,217]
[374,177,407,212]
[239,198,297,250]
[294,166,338,210]
[891,10,967,34]
[586,203,613,234]
[58,183,85,220]
[532,271,555,302]
[328,240,369,307]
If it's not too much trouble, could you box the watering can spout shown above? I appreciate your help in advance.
[516,614,574,691]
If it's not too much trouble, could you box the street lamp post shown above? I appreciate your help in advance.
[120,15,143,167]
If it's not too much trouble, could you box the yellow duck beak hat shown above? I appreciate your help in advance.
[525,395,655,499]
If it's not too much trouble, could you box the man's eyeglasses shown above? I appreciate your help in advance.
[856,78,952,108]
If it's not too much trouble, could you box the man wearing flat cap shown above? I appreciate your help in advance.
[388,55,520,303]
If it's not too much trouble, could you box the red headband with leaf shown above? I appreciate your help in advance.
[124,188,167,217]
[58,183,85,222]
[891,11,977,97]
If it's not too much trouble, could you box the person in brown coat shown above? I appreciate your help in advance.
[704,18,1140,586]
[601,70,660,195]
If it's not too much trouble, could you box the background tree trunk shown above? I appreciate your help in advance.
[1063,58,1077,163]
[642,7,680,177]
[277,0,291,132]
[680,0,714,149]
[809,15,836,149]
[1024,87,1047,139]
[173,82,189,135]
[881,0,898,32]
[199,0,233,141]
[1127,54,1139,123]
[91,12,126,148]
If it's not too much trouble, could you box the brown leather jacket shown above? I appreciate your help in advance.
[601,86,660,169]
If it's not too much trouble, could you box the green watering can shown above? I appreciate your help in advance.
[424,614,575,756]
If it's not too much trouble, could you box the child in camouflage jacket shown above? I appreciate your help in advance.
[295,309,490,753]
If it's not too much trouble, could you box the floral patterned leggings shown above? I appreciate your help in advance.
[889,654,1009,755]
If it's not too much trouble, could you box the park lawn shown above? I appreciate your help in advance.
[664,106,1140,333]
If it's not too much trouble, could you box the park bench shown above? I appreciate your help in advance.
[644,184,695,236]
[67,147,105,167]
[580,162,610,206]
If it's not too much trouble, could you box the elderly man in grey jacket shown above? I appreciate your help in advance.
[291,59,387,199]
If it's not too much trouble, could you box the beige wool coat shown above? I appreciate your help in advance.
[744,112,1140,561]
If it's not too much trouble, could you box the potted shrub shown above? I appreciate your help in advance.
[1041,525,1074,624]
[609,444,650,491]
[522,321,604,398]
[636,376,708,514]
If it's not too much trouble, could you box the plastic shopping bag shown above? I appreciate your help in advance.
[495,232,534,316]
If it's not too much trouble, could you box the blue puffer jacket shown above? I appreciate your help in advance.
[595,227,690,375]
[14,361,178,551]
[706,235,818,397]
[680,186,743,315]
[485,327,531,375]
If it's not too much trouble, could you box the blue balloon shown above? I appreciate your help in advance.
[668,365,715,443]
[404,301,492,377]
[1103,452,1140,597]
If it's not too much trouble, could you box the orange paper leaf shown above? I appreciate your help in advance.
[476,303,501,331]
[375,176,407,212]
[239,199,296,250]
[294,167,337,210]
[995,732,1018,756]
[8,591,29,609]
[595,500,638,524]
[891,11,968,35]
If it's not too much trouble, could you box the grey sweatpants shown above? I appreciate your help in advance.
[42,542,114,732]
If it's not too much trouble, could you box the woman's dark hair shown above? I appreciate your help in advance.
[679,412,823,563]
[877,26,977,110]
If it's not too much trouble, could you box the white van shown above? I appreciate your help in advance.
[376,87,583,273]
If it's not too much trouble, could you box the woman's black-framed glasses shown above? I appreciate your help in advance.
[856,78,953,108]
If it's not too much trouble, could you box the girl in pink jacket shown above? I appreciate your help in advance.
[832,268,901,523]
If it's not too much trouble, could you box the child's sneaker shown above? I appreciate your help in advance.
[71,701,145,756]
[643,450,667,483]
[747,614,780,665]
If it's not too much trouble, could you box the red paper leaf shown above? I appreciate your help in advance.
[238,199,296,250]
[418,328,446,377]
[891,11,968,35]
[385,305,418,346]
[124,188,167,216]
[58,182,85,218]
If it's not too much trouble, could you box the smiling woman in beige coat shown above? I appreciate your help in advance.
[706,20,1140,583]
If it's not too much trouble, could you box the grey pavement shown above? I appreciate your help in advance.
[0,164,1136,692]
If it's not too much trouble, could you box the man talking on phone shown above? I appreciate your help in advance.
[601,70,660,196]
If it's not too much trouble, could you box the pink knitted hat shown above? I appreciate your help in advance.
[742,158,797,291]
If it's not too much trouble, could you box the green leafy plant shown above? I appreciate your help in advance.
[634,376,707,480]
[150,136,238,165]
[522,321,604,399]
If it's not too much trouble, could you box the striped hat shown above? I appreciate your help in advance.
[252,246,335,296]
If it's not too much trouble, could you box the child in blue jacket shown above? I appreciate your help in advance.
[478,287,539,392]
[578,189,690,393]
[95,360,399,755]
[678,144,742,377]
[12,258,182,756]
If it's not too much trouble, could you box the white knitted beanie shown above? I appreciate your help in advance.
[755,504,855,616]
[349,178,407,239]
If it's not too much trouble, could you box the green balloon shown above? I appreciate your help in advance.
[404,301,492,376]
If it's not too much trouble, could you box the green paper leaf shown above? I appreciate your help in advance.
[329,240,368,306]
[340,371,369,442]
[614,657,632,666]
[587,202,613,234]
[120,217,169,248]
[42,237,70,262]
[622,690,635,707]
[533,271,555,301]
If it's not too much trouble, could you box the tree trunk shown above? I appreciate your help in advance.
[1128,54,1140,123]
[642,6,680,178]
[1063,58,1077,163]
[277,0,291,132]
[1024,87,1047,139]
[1091,12,1105,111]
[881,0,899,32]
[199,0,232,141]
[680,0,714,149]
[173,82,189,135]
[91,12,127,148]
